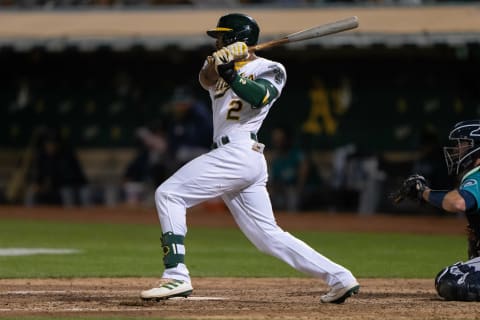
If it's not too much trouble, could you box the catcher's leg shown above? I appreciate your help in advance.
[467,225,480,259]
[222,184,359,301]
[466,213,480,259]
[435,258,480,301]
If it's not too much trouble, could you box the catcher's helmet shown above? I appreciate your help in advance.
[206,13,260,46]
[444,120,480,175]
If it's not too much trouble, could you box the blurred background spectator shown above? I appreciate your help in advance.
[412,125,452,190]
[163,86,213,170]
[267,125,310,212]
[121,86,212,206]
[24,127,91,207]
[122,121,170,206]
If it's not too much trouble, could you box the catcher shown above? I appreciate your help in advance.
[391,120,480,301]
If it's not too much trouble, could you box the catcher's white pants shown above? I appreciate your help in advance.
[155,134,356,287]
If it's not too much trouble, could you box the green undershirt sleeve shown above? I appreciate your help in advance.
[230,76,278,109]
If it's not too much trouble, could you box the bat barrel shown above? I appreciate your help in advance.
[248,16,359,52]
[287,16,359,42]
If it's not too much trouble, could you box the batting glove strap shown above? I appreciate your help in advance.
[217,60,238,84]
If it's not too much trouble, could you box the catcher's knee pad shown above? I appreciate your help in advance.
[161,232,185,269]
[435,262,480,301]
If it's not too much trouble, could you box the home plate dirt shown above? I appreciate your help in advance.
[1,206,479,319]
[2,277,480,319]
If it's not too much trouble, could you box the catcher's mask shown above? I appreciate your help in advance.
[206,13,260,47]
[444,120,480,176]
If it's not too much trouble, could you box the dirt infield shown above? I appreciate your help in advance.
[0,205,477,319]
[2,277,480,320]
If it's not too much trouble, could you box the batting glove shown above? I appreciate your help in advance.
[213,47,234,70]
[226,41,249,60]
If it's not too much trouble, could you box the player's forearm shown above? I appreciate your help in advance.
[199,56,219,89]
[423,188,466,213]
[216,61,278,108]
[230,76,272,108]
[443,191,467,213]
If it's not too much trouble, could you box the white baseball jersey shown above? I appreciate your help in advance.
[207,57,286,141]
[154,55,357,291]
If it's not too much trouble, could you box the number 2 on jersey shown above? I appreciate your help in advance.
[227,100,243,120]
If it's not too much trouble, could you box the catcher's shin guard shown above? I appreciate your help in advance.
[161,232,185,268]
[435,261,480,301]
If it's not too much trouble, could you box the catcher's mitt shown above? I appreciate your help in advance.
[389,174,428,204]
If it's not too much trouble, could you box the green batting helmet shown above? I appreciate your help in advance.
[206,13,260,46]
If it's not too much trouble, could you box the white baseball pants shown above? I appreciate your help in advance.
[154,134,356,287]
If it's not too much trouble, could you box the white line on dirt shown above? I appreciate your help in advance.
[0,308,152,312]
[2,290,228,300]
[170,296,228,300]
[1,290,131,295]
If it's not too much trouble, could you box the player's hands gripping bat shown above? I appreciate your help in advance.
[226,42,249,60]
[212,42,250,83]
[212,47,234,72]
[390,174,428,204]
[212,42,248,68]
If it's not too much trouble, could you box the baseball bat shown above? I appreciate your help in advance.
[249,16,359,52]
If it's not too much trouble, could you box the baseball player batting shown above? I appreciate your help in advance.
[140,13,359,304]
[391,120,480,301]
